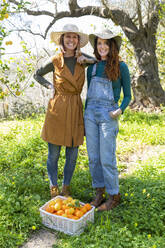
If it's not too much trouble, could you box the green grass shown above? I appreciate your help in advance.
[0,110,165,248]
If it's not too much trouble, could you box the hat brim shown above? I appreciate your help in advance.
[50,31,89,48]
[89,33,122,51]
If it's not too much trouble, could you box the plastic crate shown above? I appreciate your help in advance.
[39,196,95,235]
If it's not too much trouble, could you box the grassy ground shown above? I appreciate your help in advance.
[0,109,165,248]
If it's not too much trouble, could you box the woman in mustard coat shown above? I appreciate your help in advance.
[34,24,93,198]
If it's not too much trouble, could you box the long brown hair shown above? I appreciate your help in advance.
[94,37,120,81]
[59,34,81,56]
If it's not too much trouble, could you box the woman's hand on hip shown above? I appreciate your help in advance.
[48,84,54,89]
[109,108,122,119]
[48,84,55,97]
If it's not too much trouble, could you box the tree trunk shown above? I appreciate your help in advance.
[131,47,165,108]
[130,32,165,108]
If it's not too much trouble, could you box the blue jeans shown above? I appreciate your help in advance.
[47,143,78,187]
[85,105,119,195]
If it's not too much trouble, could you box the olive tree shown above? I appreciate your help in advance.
[6,0,165,108]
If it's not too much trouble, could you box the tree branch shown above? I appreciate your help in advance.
[44,11,71,38]
[136,0,143,30]
[147,1,160,36]
[100,0,139,43]
[10,28,45,38]
[8,0,141,44]
[5,84,17,97]
[8,0,72,39]
[68,0,79,11]
[8,0,55,17]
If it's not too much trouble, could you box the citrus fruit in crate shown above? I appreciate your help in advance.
[44,196,92,219]
[40,196,95,235]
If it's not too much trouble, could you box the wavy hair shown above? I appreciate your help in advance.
[94,37,120,81]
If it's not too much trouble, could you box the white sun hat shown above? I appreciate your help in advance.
[50,24,89,48]
[89,29,122,51]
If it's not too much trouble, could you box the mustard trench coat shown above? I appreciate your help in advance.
[41,53,85,147]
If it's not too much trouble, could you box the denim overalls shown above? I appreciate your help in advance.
[84,63,119,195]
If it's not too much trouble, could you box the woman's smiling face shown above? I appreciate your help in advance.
[97,38,109,60]
[63,32,79,52]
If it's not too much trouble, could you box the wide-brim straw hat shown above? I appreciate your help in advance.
[89,29,122,51]
[50,24,89,48]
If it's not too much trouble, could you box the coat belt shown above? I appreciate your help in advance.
[55,91,81,96]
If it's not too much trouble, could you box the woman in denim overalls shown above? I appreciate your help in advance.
[85,30,131,211]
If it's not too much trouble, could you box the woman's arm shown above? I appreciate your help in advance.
[33,59,54,89]
[85,65,93,110]
[110,62,131,119]
[119,62,131,112]
[77,52,96,67]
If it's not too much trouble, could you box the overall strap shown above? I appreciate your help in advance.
[92,63,97,77]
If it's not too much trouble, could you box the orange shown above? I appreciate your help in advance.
[63,199,68,204]
[71,199,76,205]
[62,204,68,211]
[49,200,56,206]
[62,213,67,218]
[54,198,63,204]
[4,13,9,19]
[75,210,83,218]
[69,207,75,214]
[80,206,88,214]
[66,197,73,202]
[15,91,21,96]
[45,205,55,213]
[65,209,70,215]
[65,208,75,215]
[67,214,75,219]
[75,207,80,211]
[72,216,79,220]
[84,203,92,211]
[45,205,50,212]
[56,210,64,216]
[54,202,62,211]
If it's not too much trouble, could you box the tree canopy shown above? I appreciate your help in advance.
[1,0,165,109]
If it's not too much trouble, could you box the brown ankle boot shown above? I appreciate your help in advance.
[98,193,120,211]
[60,185,71,197]
[90,187,105,207]
[50,185,59,199]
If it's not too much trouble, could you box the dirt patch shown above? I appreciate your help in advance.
[119,145,165,177]
[20,228,57,248]
[127,145,165,163]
